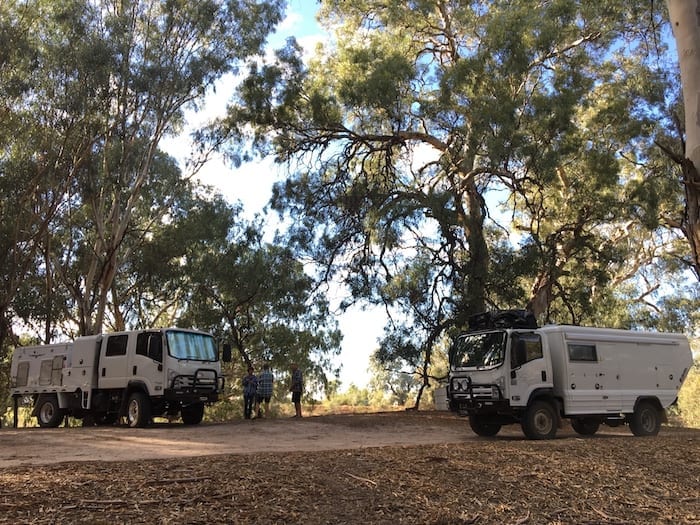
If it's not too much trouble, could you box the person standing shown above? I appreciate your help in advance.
[242,365,257,420]
[289,363,303,418]
[256,363,274,418]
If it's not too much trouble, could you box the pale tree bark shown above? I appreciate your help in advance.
[667,0,700,279]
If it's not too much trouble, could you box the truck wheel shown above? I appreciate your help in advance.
[36,396,63,428]
[469,415,501,437]
[629,400,661,437]
[126,392,151,428]
[571,418,600,436]
[181,403,205,425]
[522,400,557,440]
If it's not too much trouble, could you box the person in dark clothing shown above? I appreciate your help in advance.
[289,363,303,418]
[242,366,258,419]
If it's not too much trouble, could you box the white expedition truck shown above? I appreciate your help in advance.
[447,312,693,439]
[10,328,231,428]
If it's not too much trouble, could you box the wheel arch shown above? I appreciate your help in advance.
[118,381,150,416]
[32,394,64,428]
[31,393,59,417]
[526,388,561,413]
[524,388,562,426]
[632,396,667,423]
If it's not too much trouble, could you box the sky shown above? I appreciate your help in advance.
[163,2,383,390]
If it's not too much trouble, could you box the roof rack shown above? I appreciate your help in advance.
[467,309,538,331]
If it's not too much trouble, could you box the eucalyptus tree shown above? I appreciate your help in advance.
[1,0,284,338]
[215,0,680,403]
[0,1,107,347]
[68,0,283,336]
[508,17,682,325]
[666,0,700,280]
[137,194,343,396]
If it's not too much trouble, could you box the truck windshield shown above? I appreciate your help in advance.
[450,331,506,369]
[166,331,217,362]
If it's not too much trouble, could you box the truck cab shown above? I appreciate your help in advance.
[90,329,223,426]
[449,328,555,438]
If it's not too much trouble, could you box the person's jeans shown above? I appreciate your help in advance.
[244,395,255,419]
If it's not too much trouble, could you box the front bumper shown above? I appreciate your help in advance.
[164,368,225,404]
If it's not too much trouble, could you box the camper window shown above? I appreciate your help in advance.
[568,343,597,362]
[105,335,128,357]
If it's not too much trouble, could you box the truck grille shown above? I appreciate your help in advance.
[450,378,501,400]
[171,369,219,392]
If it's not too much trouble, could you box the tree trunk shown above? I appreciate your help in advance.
[462,177,489,315]
[667,0,700,279]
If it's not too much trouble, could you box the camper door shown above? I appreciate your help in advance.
[564,341,621,414]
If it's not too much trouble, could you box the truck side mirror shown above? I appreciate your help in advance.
[222,343,232,363]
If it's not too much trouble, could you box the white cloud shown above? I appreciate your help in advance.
[277,9,303,33]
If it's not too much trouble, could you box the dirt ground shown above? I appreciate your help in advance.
[0,411,698,524]
[0,410,469,468]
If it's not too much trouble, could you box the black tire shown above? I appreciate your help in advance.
[571,417,600,436]
[469,415,501,437]
[36,396,63,428]
[126,391,151,428]
[181,403,205,425]
[629,400,661,437]
[522,400,558,440]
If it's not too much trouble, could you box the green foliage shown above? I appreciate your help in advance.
[1,0,698,415]
[0,0,285,340]
[212,0,695,408]
[367,353,423,406]
[326,384,372,407]
[0,1,342,407]
[677,359,700,429]
[136,198,344,395]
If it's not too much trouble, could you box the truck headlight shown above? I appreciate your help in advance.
[452,378,470,391]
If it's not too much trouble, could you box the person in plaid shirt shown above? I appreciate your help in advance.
[256,363,274,418]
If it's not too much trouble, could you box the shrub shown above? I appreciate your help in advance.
[678,363,700,429]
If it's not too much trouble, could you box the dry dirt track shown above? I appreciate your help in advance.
[0,411,699,525]
[0,411,469,468]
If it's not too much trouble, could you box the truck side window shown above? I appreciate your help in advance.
[148,335,163,363]
[136,333,148,357]
[568,344,597,362]
[136,332,163,363]
[511,334,543,368]
[511,339,527,368]
[105,335,128,357]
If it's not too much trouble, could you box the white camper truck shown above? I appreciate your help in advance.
[448,314,693,440]
[10,328,230,428]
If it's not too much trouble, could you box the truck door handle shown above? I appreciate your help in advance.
[133,365,137,375]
